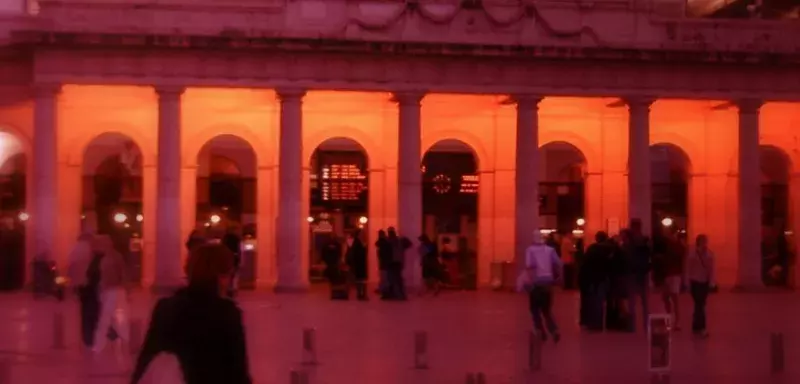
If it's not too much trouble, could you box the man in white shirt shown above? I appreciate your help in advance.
[524,232,563,343]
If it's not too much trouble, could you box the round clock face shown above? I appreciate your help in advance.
[432,174,451,194]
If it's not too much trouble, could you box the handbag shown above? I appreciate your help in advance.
[516,269,534,293]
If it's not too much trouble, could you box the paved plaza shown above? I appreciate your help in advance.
[0,289,798,384]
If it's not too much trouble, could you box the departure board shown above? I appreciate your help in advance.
[311,150,369,207]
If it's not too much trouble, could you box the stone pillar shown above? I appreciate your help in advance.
[736,99,763,289]
[513,95,542,270]
[275,88,307,292]
[626,97,654,237]
[255,165,274,289]
[394,91,425,289]
[31,83,60,260]
[141,164,157,287]
[155,85,185,289]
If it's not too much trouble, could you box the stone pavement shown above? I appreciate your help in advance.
[0,289,798,384]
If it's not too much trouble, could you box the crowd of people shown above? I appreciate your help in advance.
[521,218,717,343]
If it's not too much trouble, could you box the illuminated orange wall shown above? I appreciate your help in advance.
[1,85,799,288]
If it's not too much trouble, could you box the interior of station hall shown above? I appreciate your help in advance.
[0,85,799,290]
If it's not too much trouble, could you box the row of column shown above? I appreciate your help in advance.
[30,84,765,289]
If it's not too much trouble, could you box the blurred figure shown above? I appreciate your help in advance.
[346,230,368,301]
[581,231,613,331]
[375,230,392,295]
[222,226,242,298]
[686,234,715,338]
[624,219,652,333]
[322,233,345,300]
[131,244,252,384]
[419,234,442,296]
[606,231,630,331]
[560,232,577,290]
[522,232,563,343]
[659,229,685,330]
[440,237,460,288]
[186,229,206,253]
[68,232,97,348]
[92,235,131,353]
[385,227,411,301]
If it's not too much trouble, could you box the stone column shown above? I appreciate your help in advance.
[736,99,763,289]
[513,95,542,270]
[155,85,185,289]
[275,88,307,292]
[32,83,60,260]
[626,97,654,237]
[394,91,425,289]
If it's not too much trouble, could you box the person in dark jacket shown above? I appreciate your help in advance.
[385,227,412,301]
[346,230,368,300]
[321,234,344,298]
[606,233,630,331]
[186,229,206,253]
[419,234,442,296]
[222,227,242,298]
[581,231,614,331]
[625,219,652,333]
[376,230,393,296]
[131,244,252,384]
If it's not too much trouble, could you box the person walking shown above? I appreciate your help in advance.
[520,233,563,343]
[624,219,652,333]
[222,226,242,298]
[91,235,131,353]
[385,227,411,301]
[346,230,369,301]
[660,229,685,330]
[581,231,613,331]
[685,234,715,338]
[131,244,252,384]
[419,234,442,296]
[321,234,345,300]
[375,230,392,296]
[67,232,97,348]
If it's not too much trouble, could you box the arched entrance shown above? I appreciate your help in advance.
[422,139,479,290]
[760,145,791,287]
[650,144,691,242]
[540,141,587,289]
[0,130,27,290]
[307,138,370,283]
[195,135,258,289]
[82,133,144,283]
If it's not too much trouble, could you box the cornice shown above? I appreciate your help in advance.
[29,47,800,101]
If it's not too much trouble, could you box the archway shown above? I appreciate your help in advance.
[82,133,144,283]
[760,145,791,287]
[196,135,258,289]
[650,144,691,243]
[422,139,479,290]
[540,141,587,290]
[307,138,370,284]
[0,130,27,290]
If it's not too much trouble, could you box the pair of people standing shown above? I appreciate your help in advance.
[322,231,369,300]
[376,227,412,300]
[68,233,130,353]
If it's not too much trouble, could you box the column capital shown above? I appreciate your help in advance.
[622,95,656,110]
[154,85,186,97]
[509,94,544,107]
[391,91,427,106]
[33,83,62,98]
[736,98,763,114]
[275,87,307,102]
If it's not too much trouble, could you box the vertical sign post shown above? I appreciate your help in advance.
[302,328,318,366]
[414,331,429,369]
[648,314,671,384]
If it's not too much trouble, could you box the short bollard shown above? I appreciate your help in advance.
[301,328,318,366]
[290,369,310,384]
[465,372,486,384]
[414,331,429,369]
[0,358,10,384]
[129,318,143,355]
[528,331,541,372]
[770,332,784,374]
[52,311,66,350]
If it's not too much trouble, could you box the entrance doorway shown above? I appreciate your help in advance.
[0,130,26,290]
[650,144,691,244]
[760,145,791,287]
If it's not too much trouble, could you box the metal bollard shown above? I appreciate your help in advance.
[52,311,65,350]
[650,373,670,384]
[465,372,486,384]
[301,328,318,366]
[290,369,310,384]
[0,358,10,384]
[528,331,541,372]
[414,331,429,369]
[129,318,143,355]
[770,332,784,374]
